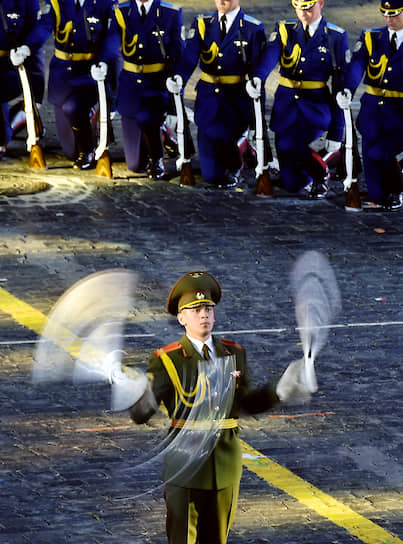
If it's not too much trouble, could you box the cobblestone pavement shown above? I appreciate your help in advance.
[0,2,402,543]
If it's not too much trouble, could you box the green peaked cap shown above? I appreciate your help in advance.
[167,271,221,315]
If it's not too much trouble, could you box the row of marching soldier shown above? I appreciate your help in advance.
[1,0,402,212]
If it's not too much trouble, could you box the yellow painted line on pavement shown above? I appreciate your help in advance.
[0,286,95,361]
[0,286,49,334]
[0,286,401,544]
[242,441,402,544]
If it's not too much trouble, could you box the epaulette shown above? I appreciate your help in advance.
[197,13,213,19]
[279,19,297,25]
[327,22,346,34]
[155,341,183,357]
[221,339,244,351]
[244,14,262,26]
[365,27,383,34]
[117,0,130,7]
[161,1,180,11]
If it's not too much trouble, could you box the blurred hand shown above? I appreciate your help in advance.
[90,61,108,82]
[10,45,31,66]
[276,358,312,405]
[336,88,352,110]
[166,74,183,94]
[246,77,262,99]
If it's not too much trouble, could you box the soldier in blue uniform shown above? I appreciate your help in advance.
[166,0,267,188]
[105,0,184,179]
[251,0,350,198]
[0,0,45,159]
[337,0,403,211]
[24,0,119,169]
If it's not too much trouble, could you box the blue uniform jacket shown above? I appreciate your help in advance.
[177,10,266,140]
[0,0,45,103]
[256,18,350,141]
[109,0,184,121]
[27,0,118,107]
[344,27,403,145]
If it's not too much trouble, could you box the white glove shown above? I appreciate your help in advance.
[325,139,341,153]
[276,358,312,405]
[10,45,31,66]
[166,74,183,94]
[97,351,151,413]
[336,88,352,110]
[246,77,262,99]
[90,61,108,82]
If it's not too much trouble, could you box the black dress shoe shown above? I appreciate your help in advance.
[146,158,166,180]
[216,169,241,189]
[74,151,95,170]
[303,170,329,199]
[382,193,403,212]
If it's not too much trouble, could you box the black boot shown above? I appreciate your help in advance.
[72,123,95,170]
[303,151,329,199]
[143,129,166,180]
[146,157,166,180]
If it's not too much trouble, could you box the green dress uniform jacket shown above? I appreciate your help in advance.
[148,334,279,490]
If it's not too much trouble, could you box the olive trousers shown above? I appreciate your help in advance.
[164,482,240,544]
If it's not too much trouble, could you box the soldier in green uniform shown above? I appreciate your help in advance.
[129,271,312,543]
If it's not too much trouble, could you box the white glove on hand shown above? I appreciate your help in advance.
[166,74,183,94]
[276,358,312,405]
[10,45,31,66]
[91,61,108,82]
[99,351,152,413]
[325,139,341,153]
[336,88,352,110]
[246,77,262,99]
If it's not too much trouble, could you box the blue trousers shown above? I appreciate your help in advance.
[197,131,242,185]
[361,133,403,203]
[275,113,324,192]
